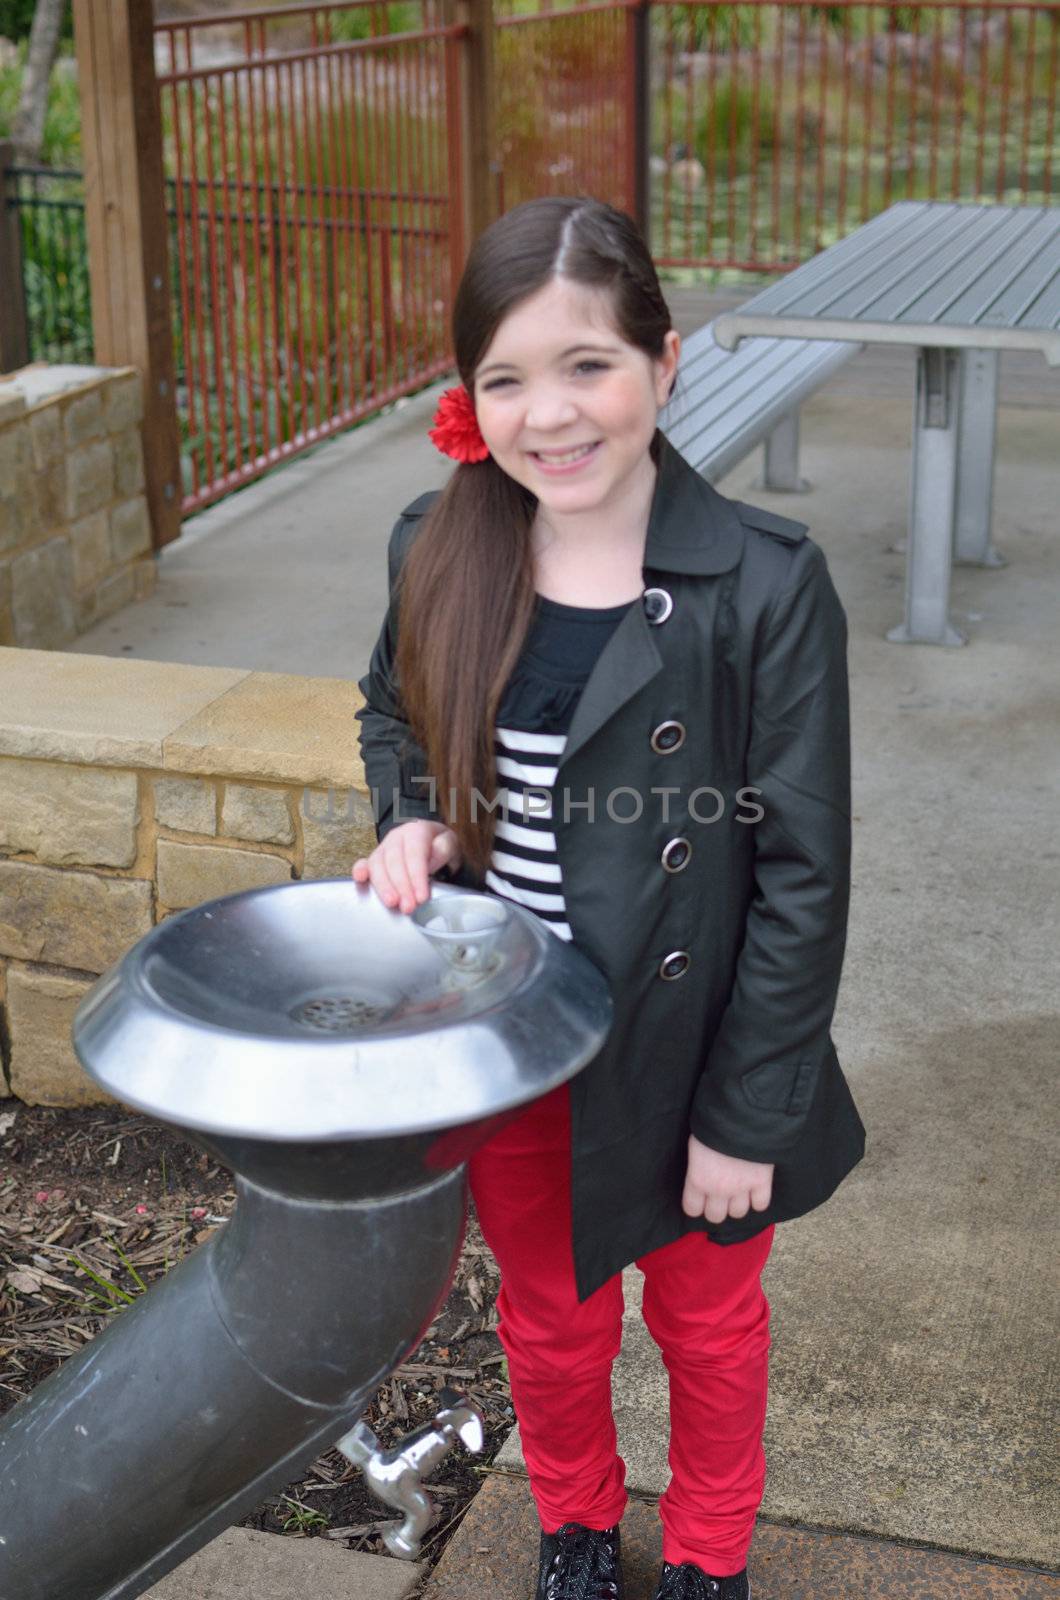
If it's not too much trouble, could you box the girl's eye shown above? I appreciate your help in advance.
[480,362,609,393]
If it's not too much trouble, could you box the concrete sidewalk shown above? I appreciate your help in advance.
[70,288,1059,1597]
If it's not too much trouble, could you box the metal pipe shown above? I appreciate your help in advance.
[0,882,612,1600]
[0,1162,464,1600]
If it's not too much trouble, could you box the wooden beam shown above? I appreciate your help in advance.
[73,0,181,548]
[450,0,499,271]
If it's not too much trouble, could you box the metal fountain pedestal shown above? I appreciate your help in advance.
[0,881,611,1600]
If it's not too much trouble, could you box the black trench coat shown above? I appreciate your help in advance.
[356,429,866,1301]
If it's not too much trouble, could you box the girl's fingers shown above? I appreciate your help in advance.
[749,1177,773,1212]
[352,825,462,915]
[381,841,416,912]
[366,847,404,909]
[400,830,431,906]
[727,1193,751,1220]
[428,830,462,873]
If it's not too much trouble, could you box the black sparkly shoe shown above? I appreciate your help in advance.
[536,1521,624,1600]
[651,1560,750,1600]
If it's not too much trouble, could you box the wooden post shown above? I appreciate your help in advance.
[450,0,499,270]
[628,0,651,239]
[72,0,181,549]
[0,141,31,374]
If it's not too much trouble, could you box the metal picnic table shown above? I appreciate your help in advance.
[712,201,1060,646]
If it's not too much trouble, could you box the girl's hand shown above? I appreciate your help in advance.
[351,821,463,915]
[682,1134,774,1223]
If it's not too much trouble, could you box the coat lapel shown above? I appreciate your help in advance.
[558,432,745,770]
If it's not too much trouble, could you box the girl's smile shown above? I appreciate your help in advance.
[528,440,603,473]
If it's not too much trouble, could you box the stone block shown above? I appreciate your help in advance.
[154,776,217,836]
[0,560,12,646]
[109,496,151,562]
[31,457,66,533]
[74,589,98,632]
[6,961,113,1107]
[28,403,63,469]
[165,672,363,788]
[0,860,153,972]
[144,1527,423,1600]
[301,787,377,880]
[93,565,136,625]
[70,510,111,593]
[134,555,157,599]
[113,429,146,497]
[0,649,250,768]
[0,963,9,1096]
[11,537,76,650]
[103,372,143,434]
[221,783,294,845]
[0,389,27,426]
[62,388,105,448]
[156,839,291,909]
[0,423,33,553]
[0,758,140,868]
[66,438,114,520]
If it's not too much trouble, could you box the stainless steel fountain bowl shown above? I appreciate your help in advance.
[72,880,612,1143]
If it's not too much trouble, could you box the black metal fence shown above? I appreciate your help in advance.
[0,162,94,367]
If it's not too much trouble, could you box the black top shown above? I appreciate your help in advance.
[496,594,636,735]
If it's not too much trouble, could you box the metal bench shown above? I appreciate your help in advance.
[659,319,864,490]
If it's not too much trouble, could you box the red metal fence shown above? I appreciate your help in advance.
[152,0,1057,516]
[493,0,644,213]
[155,2,464,511]
[649,0,1057,271]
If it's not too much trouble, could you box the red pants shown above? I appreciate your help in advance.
[468,1082,774,1577]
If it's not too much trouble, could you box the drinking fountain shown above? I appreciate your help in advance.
[0,880,611,1600]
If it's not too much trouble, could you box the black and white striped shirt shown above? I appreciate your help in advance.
[486,725,572,940]
[484,594,634,942]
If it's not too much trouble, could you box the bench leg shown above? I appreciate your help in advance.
[954,349,1005,569]
[886,346,966,647]
[758,410,810,492]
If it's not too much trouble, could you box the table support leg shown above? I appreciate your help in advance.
[758,409,810,492]
[886,346,967,647]
[954,348,1005,568]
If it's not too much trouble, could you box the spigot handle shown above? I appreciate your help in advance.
[336,1390,485,1561]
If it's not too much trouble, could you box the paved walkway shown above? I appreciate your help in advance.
[67,289,1059,1597]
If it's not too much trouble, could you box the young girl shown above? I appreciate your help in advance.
[353,196,866,1600]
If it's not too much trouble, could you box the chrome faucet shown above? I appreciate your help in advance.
[337,1386,486,1559]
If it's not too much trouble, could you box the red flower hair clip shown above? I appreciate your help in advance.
[428,384,490,463]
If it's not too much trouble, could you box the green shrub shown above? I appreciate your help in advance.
[0,42,81,166]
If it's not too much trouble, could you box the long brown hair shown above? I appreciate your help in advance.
[395,195,677,878]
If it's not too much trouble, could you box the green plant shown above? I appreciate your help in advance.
[694,74,778,166]
[0,44,82,165]
[280,1496,329,1534]
[68,1238,148,1314]
[0,0,73,44]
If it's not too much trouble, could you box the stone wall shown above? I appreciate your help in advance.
[0,364,156,649]
[0,646,376,1106]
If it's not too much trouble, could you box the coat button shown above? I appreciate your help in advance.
[650,720,686,754]
[642,587,673,625]
[659,950,690,980]
[661,837,692,873]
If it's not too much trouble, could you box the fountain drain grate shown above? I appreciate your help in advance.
[291,997,388,1032]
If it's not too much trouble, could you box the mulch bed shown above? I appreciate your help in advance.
[0,1100,512,1570]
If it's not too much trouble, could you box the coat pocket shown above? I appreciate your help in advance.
[740,1055,818,1117]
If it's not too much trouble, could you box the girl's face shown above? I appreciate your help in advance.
[471,277,680,521]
